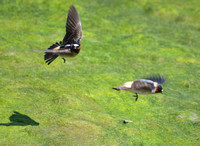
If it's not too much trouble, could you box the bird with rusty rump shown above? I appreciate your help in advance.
[112,75,166,101]
[38,5,82,65]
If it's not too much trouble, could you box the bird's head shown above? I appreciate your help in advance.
[72,44,81,52]
[156,84,163,94]
[73,44,80,49]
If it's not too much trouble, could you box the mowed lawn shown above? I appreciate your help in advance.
[0,0,200,145]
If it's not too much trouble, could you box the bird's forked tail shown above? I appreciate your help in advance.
[44,42,62,65]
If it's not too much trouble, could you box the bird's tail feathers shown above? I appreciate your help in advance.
[112,87,121,91]
[112,86,128,91]
[44,41,62,65]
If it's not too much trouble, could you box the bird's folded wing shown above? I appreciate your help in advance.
[133,80,155,91]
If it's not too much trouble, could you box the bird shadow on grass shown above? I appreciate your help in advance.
[0,111,39,126]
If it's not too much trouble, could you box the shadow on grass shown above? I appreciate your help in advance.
[0,111,39,126]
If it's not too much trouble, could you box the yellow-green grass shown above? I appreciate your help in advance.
[0,0,200,145]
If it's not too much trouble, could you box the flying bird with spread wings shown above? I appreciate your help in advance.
[38,5,82,65]
[112,75,166,101]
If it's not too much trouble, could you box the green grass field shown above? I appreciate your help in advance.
[0,0,200,145]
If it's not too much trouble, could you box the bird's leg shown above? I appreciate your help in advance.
[62,58,66,63]
[133,93,138,101]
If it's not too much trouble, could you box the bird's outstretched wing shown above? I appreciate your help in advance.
[62,5,82,45]
[144,75,166,84]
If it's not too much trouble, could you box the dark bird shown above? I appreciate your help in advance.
[39,5,82,65]
[113,75,165,101]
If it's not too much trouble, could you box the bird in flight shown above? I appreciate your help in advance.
[112,75,166,101]
[38,5,82,65]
